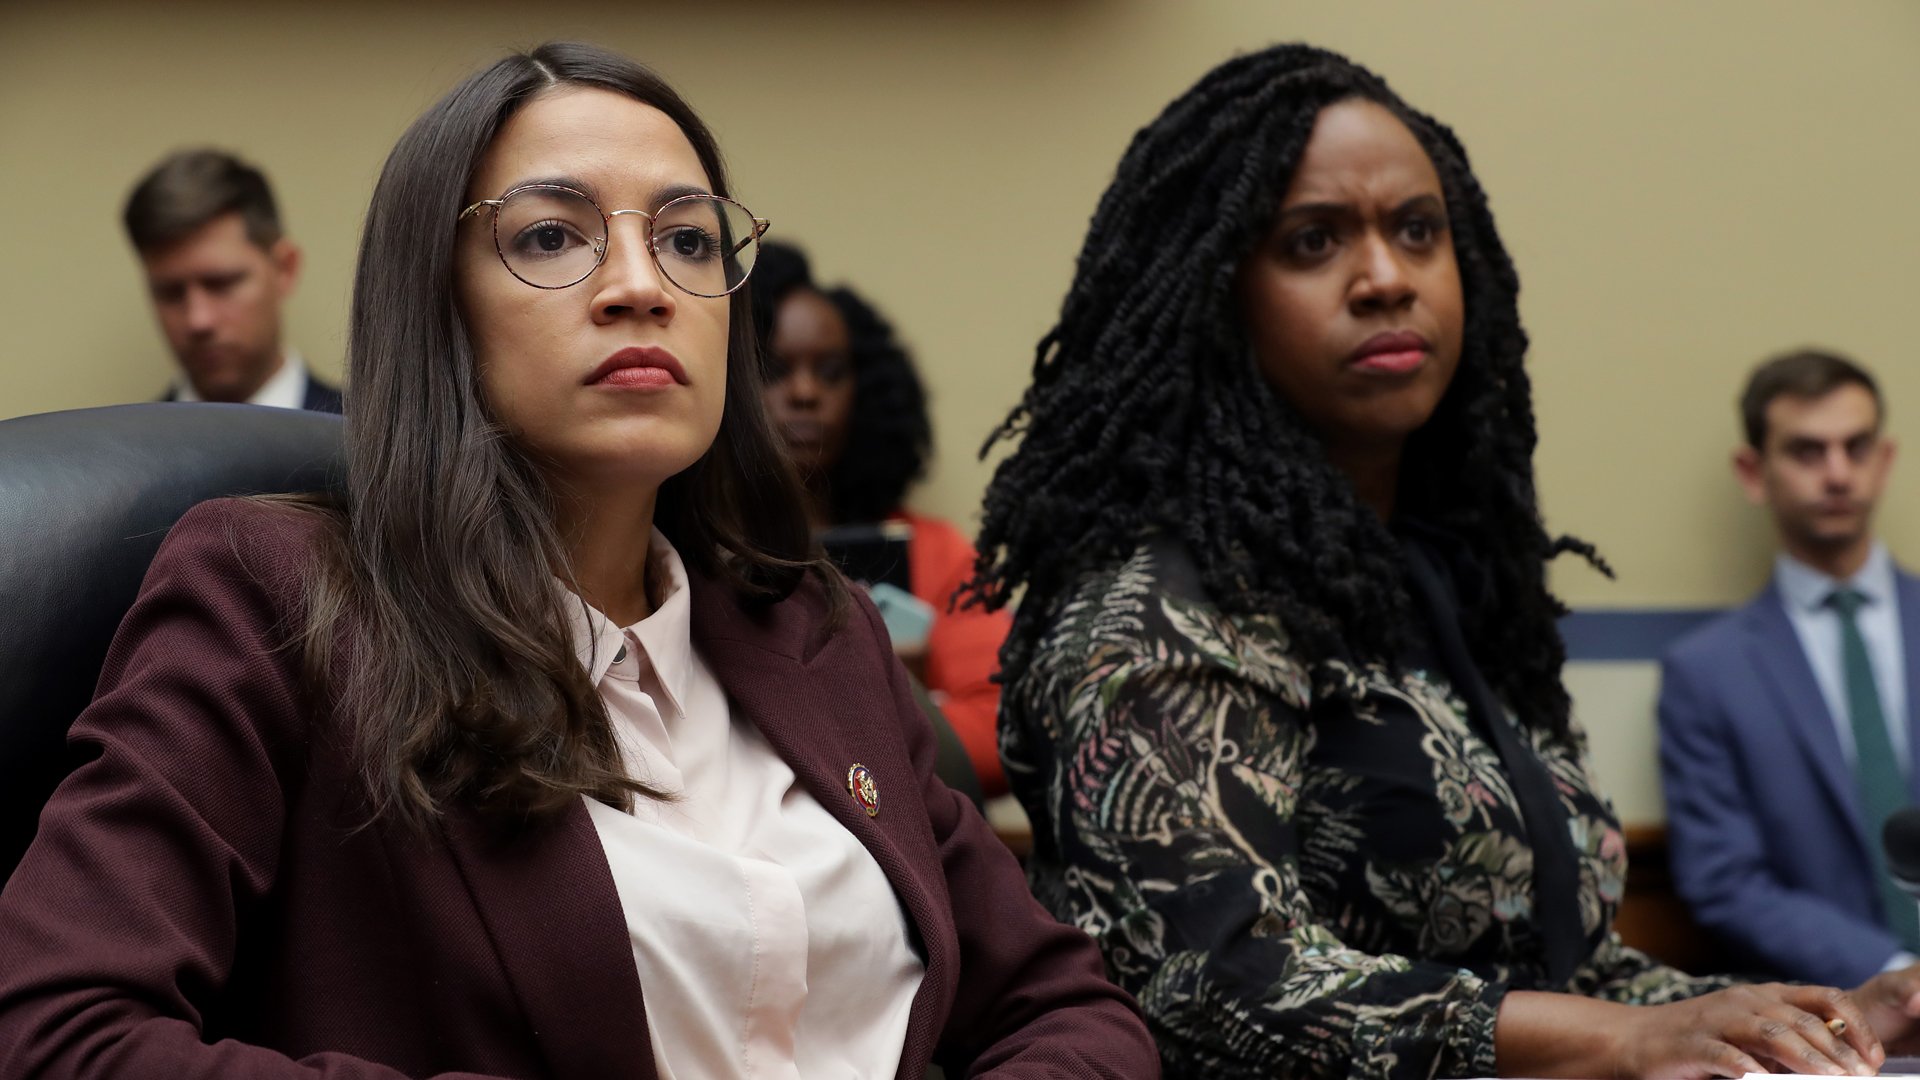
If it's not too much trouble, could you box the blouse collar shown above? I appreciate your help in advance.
[1776,541,1893,614]
[560,527,693,720]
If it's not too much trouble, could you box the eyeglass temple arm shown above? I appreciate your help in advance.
[458,200,503,221]
[726,219,771,258]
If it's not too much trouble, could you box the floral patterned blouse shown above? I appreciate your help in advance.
[1001,540,1729,1079]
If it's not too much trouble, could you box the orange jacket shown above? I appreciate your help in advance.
[892,509,1012,797]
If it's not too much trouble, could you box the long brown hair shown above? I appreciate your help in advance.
[294,42,822,831]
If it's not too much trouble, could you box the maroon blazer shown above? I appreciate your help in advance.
[0,499,1157,1079]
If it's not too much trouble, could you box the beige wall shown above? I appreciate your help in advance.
[5,1,1916,610]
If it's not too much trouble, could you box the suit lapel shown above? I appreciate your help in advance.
[438,800,656,1080]
[689,581,939,916]
[431,568,955,1078]
[686,572,953,1053]
[706,638,936,899]
[1745,587,1870,854]
[1897,571,1920,803]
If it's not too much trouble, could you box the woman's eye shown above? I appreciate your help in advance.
[1400,216,1444,247]
[1284,225,1334,259]
[510,220,588,259]
[658,226,721,262]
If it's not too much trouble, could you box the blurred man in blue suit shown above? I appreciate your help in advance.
[1661,349,1915,985]
[123,149,340,413]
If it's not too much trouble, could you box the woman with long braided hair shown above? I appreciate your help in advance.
[971,43,1920,1078]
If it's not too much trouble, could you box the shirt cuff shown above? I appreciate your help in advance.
[1440,975,1508,1079]
[1882,950,1918,974]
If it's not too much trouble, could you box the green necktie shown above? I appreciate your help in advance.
[1828,587,1920,949]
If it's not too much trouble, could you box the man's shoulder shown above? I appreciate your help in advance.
[301,372,344,414]
[1663,588,1771,671]
[1894,560,1920,593]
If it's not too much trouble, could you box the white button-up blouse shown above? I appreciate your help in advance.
[567,531,926,1080]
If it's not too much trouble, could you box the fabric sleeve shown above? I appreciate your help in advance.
[1657,654,1900,986]
[0,500,511,1080]
[1571,933,1736,1003]
[1029,603,1507,1080]
[849,589,1161,1079]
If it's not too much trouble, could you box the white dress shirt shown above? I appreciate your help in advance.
[172,349,309,409]
[567,530,925,1080]
[1776,543,1910,771]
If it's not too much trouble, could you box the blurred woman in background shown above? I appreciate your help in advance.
[755,240,1013,795]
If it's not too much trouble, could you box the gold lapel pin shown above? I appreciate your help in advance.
[847,763,879,818]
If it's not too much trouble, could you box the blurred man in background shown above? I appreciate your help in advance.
[1660,350,1915,984]
[123,149,338,412]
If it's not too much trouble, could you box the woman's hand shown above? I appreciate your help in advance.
[1612,985,1882,1078]
[1854,963,1920,1057]
[1498,986,1883,1079]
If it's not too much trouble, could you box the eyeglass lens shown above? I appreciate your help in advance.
[493,187,759,296]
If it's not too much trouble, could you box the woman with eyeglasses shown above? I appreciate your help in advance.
[967,43,1920,1079]
[0,42,1156,1080]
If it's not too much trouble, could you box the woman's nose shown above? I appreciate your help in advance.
[786,368,823,405]
[1349,232,1416,312]
[589,216,677,324]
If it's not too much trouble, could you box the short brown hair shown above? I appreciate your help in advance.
[1740,348,1882,449]
[123,149,282,253]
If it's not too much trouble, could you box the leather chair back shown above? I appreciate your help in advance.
[0,402,987,884]
[0,403,344,883]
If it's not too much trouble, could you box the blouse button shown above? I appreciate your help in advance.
[613,644,628,664]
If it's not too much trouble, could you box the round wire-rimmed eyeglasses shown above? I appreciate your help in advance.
[457,183,771,298]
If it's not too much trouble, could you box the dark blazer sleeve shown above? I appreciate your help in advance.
[848,594,1160,1078]
[302,373,345,414]
[1658,646,1899,986]
[0,500,510,1080]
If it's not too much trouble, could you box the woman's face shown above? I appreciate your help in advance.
[456,87,730,492]
[1239,98,1465,458]
[762,288,855,477]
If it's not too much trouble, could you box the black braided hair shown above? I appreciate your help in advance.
[967,43,1607,734]
[823,285,932,523]
[747,240,811,352]
[750,240,933,525]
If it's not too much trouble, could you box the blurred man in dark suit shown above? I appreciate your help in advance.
[1660,349,1915,985]
[123,149,340,412]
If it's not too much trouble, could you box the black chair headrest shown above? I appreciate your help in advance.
[0,403,344,883]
